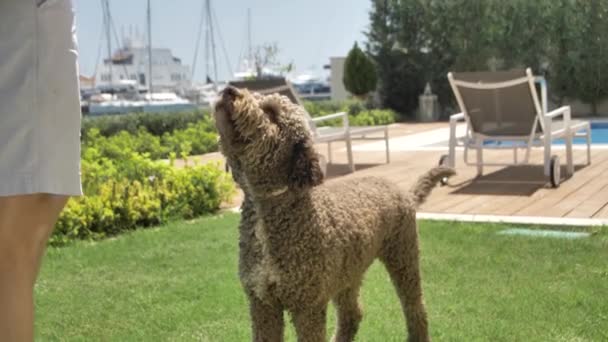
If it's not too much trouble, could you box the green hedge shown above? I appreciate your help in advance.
[83,118,218,160]
[52,127,234,246]
[349,109,396,126]
[304,100,397,127]
[304,99,364,117]
[53,163,234,246]
[82,110,208,139]
[55,99,394,245]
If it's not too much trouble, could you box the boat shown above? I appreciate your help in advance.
[88,92,196,115]
[289,72,331,101]
[84,0,196,115]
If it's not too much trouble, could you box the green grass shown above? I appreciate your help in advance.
[36,215,608,341]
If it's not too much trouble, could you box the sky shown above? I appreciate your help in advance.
[73,0,371,83]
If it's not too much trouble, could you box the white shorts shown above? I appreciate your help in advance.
[0,0,82,196]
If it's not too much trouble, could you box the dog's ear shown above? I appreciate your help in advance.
[260,99,281,125]
[288,138,324,188]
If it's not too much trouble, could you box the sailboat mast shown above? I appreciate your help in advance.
[207,0,219,87]
[147,0,153,95]
[247,8,252,67]
[204,0,210,83]
[191,1,205,80]
[103,0,113,90]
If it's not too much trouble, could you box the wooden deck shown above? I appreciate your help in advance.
[322,123,608,220]
[194,122,608,221]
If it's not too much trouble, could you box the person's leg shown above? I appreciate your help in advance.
[0,194,68,342]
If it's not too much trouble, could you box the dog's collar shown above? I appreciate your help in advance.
[243,177,289,200]
[256,186,289,199]
[269,187,288,196]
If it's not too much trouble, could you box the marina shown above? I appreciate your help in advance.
[81,0,331,115]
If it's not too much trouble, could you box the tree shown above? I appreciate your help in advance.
[543,0,608,115]
[253,42,279,79]
[569,0,608,115]
[367,0,608,117]
[425,0,554,110]
[545,0,582,106]
[365,0,426,117]
[343,42,378,98]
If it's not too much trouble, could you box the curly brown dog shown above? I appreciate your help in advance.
[214,86,455,342]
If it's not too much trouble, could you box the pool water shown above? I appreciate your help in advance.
[483,121,606,146]
[555,121,608,145]
[592,121,608,140]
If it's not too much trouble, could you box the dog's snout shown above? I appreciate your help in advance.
[215,86,242,118]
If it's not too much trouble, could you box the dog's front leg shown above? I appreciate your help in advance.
[291,306,328,342]
[248,294,284,342]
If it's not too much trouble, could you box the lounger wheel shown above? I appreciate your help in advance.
[550,155,560,188]
[439,154,449,185]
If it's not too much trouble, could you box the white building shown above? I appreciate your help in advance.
[95,38,192,94]
[329,57,349,101]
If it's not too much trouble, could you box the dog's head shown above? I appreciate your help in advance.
[214,86,324,196]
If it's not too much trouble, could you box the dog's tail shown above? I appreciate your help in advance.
[409,166,456,208]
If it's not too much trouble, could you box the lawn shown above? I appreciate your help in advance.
[36,214,608,341]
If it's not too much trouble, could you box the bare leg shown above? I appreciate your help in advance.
[248,294,285,342]
[380,219,430,342]
[331,287,363,342]
[291,306,327,342]
[0,194,68,342]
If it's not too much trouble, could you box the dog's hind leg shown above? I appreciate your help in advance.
[331,286,363,342]
[248,295,285,342]
[380,214,430,342]
[291,305,327,342]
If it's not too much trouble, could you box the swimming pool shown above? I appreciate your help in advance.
[483,120,605,147]
[350,121,607,153]
[555,121,608,145]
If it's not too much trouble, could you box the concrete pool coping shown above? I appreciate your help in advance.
[228,207,605,227]
[497,228,591,239]
[349,120,608,152]
[417,212,607,227]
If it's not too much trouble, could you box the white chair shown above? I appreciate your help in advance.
[229,78,390,172]
[444,68,591,187]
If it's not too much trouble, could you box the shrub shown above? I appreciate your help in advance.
[304,99,369,117]
[347,101,366,115]
[343,42,378,98]
[303,99,396,127]
[46,105,234,246]
[304,100,349,117]
[83,117,218,160]
[82,110,209,139]
[350,109,397,126]
[161,119,218,158]
[52,150,235,246]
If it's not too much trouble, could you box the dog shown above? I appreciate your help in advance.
[214,86,454,342]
